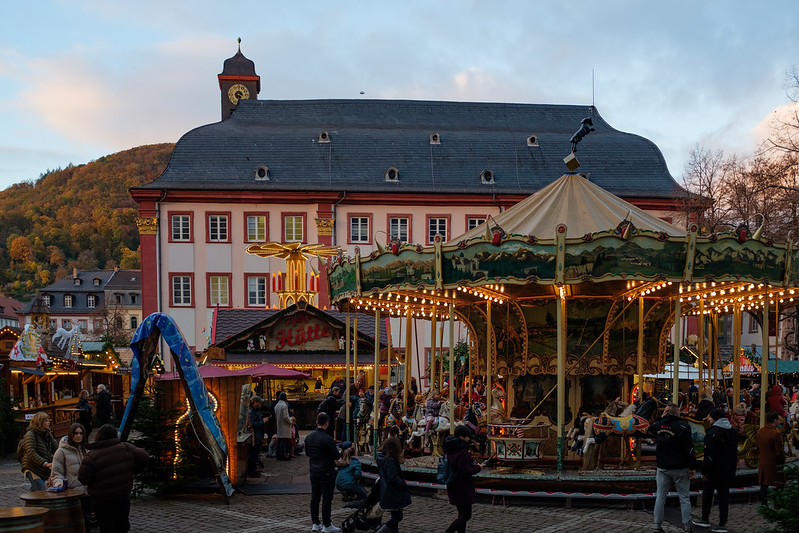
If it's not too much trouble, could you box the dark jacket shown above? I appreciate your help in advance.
[304,427,339,476]
[756,423,785,486]
[77,398,93,432]
[21,428,58,479]
[695,399,716,420]
[336,457,363,492]
[376,451,411,511]
[318,394,339,420]
[96,390,112,424]
[249,405,265,444]
[702,418,738,481]
[78,437,149,502]
[650,414,697,470]
[442,435,481,506]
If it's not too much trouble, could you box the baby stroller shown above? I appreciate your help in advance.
[340,478,382,532]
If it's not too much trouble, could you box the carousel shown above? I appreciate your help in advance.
[325,170,799,496]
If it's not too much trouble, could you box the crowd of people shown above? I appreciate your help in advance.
[18,384,149,533]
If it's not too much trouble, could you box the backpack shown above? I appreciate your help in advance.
[436,456,456,484]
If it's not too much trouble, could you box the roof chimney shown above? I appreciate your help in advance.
[72,267,78,279]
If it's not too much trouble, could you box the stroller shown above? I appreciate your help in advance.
[340,478,382,532]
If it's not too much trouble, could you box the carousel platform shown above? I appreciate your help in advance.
[357,455,764,501]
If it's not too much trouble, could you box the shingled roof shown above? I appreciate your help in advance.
[137,99,683,199]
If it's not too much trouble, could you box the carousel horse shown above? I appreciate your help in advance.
[489,387,508,421]
[355,395,374,453]
[407,399,451,456]
[577,398,654,468]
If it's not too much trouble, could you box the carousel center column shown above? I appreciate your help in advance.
[760,296,770,428]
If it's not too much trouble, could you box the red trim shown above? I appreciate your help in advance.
[347,212,373,245]
[281,212,307,243]
[205,211,232,244]
[386,213,413,243]
[211,306,218,345]
[218,74,261,83]
[426,214,451,243]
[167,211,194,243]
[206,273,233,308]
[243,212,269,243]
[169,273,195,308]
[244,274,270,308]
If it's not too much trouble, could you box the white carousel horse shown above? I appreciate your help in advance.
[489,387,507,421]
[52,327,80,351]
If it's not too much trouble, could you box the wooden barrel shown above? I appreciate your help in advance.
[19,491,85,533]
[0,506,47,533]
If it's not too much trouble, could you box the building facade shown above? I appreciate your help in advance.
[0,296,22,328]
[131,45,686,356]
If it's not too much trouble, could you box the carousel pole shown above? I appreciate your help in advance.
[760,297,770,428]
[353,315,358,383]
[439,319,446,392]
[449,298,455,435]
[698,299,705,393]
[345,312,351,442]
[637,294,645,397]
[673,296,682,400]
[404,310,412,412]
[486,301,493,430]
[733,304,742,407]
[556,286,567,476]
[373,307,381,458]
[430,310,437,391]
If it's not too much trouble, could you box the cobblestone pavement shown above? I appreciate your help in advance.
[0,454,770,533]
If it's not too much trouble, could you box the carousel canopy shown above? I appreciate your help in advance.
[451,173,685,243]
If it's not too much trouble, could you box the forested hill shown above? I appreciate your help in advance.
[0,143,174,301]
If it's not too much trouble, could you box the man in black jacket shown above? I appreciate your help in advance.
[692,408,738,532]
[651,403,697,533]
[305,412,341,533]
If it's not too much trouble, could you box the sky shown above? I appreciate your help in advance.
[1,1,798,192]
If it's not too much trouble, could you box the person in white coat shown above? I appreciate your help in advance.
[274,392,295,461]
[49,423,92,530]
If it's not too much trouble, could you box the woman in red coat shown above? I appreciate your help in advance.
[756,411,786,504]
[766,384,787,417]
[442,425,483,533]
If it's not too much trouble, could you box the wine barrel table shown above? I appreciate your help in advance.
[0,506,48,533]
[18,490,85,533]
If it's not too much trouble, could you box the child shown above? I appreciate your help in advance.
[266,435,278,457]
[730,402,747,435]
[376,436,411,533]
[335,443,366,500]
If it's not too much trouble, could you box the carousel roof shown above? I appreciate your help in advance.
[451,173,685,243]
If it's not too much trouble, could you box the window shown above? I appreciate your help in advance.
[208,275,230,307]
[115,316,123,329]
[115,294,122,304]
[87,295,96,308]
[130,316,138,329]
[467,217,485,231]
[93,319,103,332]
[64,295,73,308]
[78,320,87,333]
[246,214,268,242]
[247,276,267,307]
[62,319,72,329]
[171,214,191,241]
[130,294,137,305]
[49,319,57,330]
[171,275,192,306]
[43,295,51,306]
[748,314,758,334]
[283,214,304,242]
[389,217,410,242]
[208,214,229,242]
[427,216,449,243]
[349,216,370,243]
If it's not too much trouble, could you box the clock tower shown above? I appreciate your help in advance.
[218,38,260,120]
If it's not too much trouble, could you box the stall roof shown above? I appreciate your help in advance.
[9,366,45,376]
[224,352,357,367]
[232,362,310,379]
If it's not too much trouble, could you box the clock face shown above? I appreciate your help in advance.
[228,83,250,105]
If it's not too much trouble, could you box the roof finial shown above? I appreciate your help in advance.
[237,37,241,53]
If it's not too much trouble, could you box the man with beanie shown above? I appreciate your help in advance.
[274,392,294,461]
[692,409,738,532]
[650,403,697,533]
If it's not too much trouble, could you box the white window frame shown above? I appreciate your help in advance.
[284,215,304,242]
[208,214,229,242]
[248,276,267,306]
[247,215,267,242]
[87,295,96,308]
[171,214,191,241]
[209,276,229,306]
[389,217,409,242]
[64,295,73,308]
[428,217,448,243]
[350,216,370,243]
[467,217,485,231]
[172,276,192,306]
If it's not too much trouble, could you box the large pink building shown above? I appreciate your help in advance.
[130,45,684,356]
